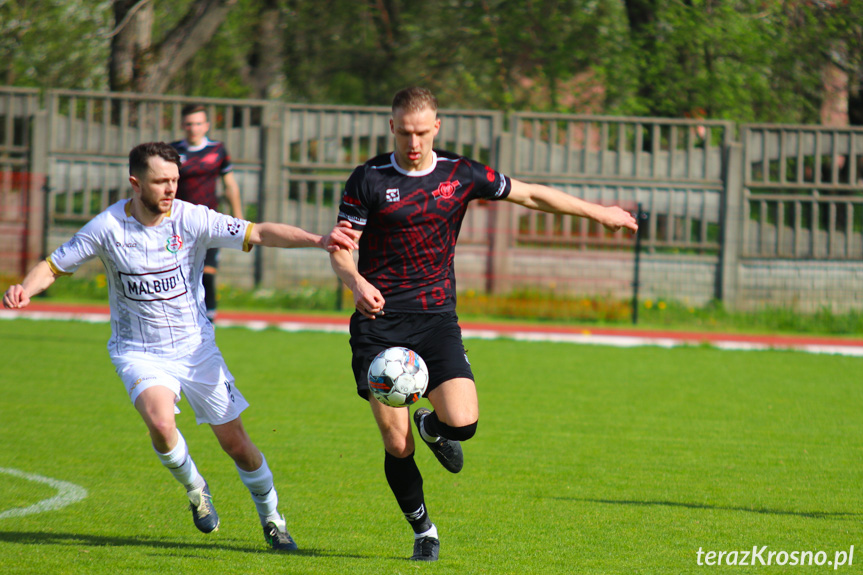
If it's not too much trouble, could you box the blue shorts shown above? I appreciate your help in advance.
[349,311,474,400]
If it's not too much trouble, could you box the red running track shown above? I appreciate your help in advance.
[3,301,863,356]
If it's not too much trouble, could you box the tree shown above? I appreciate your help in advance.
[169,0,286,99]
[622,0,863,123]
[109,0,237,93]
[278,0,635,112]
[242,0,286,99]
[2,0,860,126]
[0,0,111,89]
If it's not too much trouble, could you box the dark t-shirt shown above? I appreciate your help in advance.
[171,138,233,211]
[337,150,512,313]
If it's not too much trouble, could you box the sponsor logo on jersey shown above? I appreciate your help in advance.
[385,188,400,202]
[129,375,157,395]
[432,180,461,199]
[339,212,367,226]
[54,236,86,261]
[485,166,496,182]
[202,151,221,168]
[115,241,138,248]
[495,175,508,197]
[213,217,244,237]
[166,235,183,253]
[120,266,188,302]
[343,194,362,207]
[226,219,242,236]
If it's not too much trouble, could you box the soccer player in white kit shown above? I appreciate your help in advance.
[3,142,359,550]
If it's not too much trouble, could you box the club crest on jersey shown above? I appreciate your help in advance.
[226,219,243,236]
[166,235,183,253]
[433,180,460,199]
[385,188,400,203]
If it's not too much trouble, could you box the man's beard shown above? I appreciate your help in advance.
[140,193,171,216]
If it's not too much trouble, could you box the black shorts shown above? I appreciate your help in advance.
[349,311,474,400]
[204,248,220,270]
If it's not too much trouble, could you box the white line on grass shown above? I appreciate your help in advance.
[0,467,88,519]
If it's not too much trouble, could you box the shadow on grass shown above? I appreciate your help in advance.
[0,531,369,559]
[559,498,860,520]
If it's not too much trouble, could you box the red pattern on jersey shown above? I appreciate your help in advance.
[338,151,511,313]
[171,140,232,210]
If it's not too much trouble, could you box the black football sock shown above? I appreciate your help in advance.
[202,273,217,317]
[384,451,432,534]
[422,410,478,442]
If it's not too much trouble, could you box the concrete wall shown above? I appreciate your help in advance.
[738,259,863,313]
[49,227,863,314]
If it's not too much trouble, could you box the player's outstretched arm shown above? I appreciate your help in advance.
[506,178,638,233]
[329,241,385,319]
[321,221,361,252]
[222,172,243,219]
[2,260,60,309]
[249,221,359,252]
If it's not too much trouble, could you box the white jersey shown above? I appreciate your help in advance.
[47,199,254,359]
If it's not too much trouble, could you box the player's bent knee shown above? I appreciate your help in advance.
[147,421,178,451]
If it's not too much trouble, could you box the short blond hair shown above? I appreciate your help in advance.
[392,87,438,115]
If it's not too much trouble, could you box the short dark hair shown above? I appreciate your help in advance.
[181,103,207,119]
[392,87,438,115]
[129,142,181,178]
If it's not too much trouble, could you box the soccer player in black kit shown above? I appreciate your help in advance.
[329,87,638,561]
[171,104,243,322]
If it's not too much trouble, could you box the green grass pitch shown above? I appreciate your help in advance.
[0,318,861,574]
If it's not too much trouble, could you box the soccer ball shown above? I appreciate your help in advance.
[367,347,429,407]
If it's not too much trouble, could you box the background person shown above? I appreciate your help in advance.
[171,104,243,322]
[3,142,359,551]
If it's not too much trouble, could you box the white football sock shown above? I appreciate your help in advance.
[154,430,204,491]
[237,454,280,526]
[415,524,438,540]
[418,415,440,443]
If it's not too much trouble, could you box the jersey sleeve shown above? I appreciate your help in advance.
[203,207,254,252]
[219,144,233,175]
[46,219,104,275]
[337,165,371,232]
[467,158,511,201]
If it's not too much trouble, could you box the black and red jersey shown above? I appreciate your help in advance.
[337,149,512,313]
[171,138,233,210]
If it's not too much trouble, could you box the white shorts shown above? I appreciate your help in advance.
[112,344,249,425]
